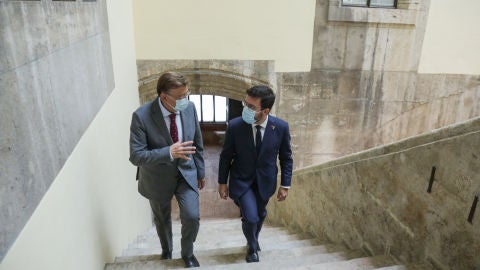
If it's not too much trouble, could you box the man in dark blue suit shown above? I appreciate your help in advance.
[218,85,293,263]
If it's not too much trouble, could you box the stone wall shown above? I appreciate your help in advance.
[276,71,480,167]
[267,117,480,269]
[132,1,480,173]
[313,0,428,72]
[0,0,114,261]
[272,0,480,168]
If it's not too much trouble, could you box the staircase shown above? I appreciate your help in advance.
[105,218,431,270]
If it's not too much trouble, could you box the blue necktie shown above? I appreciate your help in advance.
[255,125,262,156]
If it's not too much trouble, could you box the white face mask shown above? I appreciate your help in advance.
[174,97,189,111]
[242,106,256,124]
[165,96,189,112]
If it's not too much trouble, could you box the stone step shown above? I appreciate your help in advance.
[375,262,436,270]
[134,219,285,235]
[285,255,396,270]
[198,254,393,270]
[116,243,354,263]
[121,237,326,257]
[374,266,407,270]
[107,247,371,270]
[131,225,290,245]
[124,221,314,253]
[138,218,285,230]
[127,228,302,250]
[109,218,404,270]
[129,219,285,244]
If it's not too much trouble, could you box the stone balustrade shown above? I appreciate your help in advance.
[268,116,480,270]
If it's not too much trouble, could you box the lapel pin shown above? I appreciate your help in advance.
[271,125,275,130]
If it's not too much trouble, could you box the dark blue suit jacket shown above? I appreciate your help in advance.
[218,116,293,201]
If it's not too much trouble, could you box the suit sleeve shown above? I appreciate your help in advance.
[191,104,205,179]
[129,112,172,166]
[218,121,235,184]
[279,122,293,187]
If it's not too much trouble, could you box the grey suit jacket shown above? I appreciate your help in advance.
[129,97,205,203]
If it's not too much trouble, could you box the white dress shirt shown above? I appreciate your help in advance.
[159,98,183,142]
[159,99,183,161]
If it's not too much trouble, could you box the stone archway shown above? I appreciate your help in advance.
[136,60,276,218]
[136,60,276,105]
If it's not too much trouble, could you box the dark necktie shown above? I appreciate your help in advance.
[255,125,262,156]
[169,113,178,143]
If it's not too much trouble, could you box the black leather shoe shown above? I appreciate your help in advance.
[182,255,200,268]
[161,250,172,260]
[245,249,259,263]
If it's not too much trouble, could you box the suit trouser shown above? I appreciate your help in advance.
[236,183,268,252]
[149,176,199,258]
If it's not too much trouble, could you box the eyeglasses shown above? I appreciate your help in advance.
[167,90,191,100]
[242,99,262,112]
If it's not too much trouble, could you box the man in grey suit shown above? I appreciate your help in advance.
[129,72,205,268]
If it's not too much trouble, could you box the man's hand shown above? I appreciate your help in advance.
[198,178,206,190]
[219,184,228,200]
[277,187,289,201]
[170,141,196,160]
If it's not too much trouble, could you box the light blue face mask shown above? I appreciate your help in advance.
[242,106,256,124]
[173,97,189,111]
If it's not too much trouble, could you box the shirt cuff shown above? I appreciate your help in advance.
[169,147,174,161]
[280,186,290,189]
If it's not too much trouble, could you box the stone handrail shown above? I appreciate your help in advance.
[268,117,480,270]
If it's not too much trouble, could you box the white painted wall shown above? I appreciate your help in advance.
[0,1,151,270]
[418,0,480,74]
[132,0,316,72]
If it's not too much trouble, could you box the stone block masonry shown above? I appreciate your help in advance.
[268,117,480,269]
[0,0,114,261]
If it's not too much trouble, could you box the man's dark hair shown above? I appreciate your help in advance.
[156,72,189,95]
[246,85,275,110]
